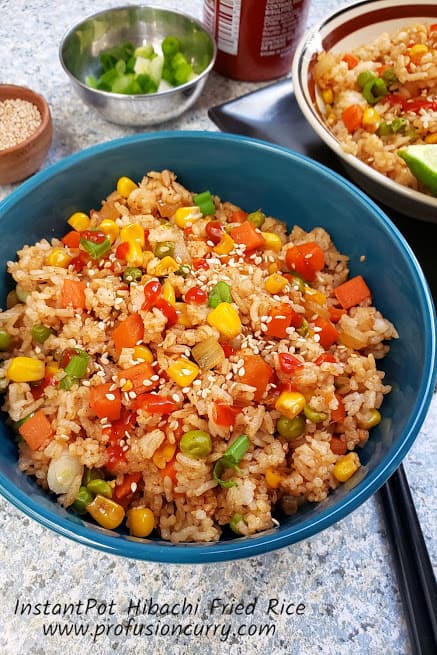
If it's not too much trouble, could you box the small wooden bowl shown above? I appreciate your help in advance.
[0,84,52,185]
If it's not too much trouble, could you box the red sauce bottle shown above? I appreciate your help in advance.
[203,0,311,82]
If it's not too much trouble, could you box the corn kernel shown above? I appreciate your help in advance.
[213,233,235,255]
[175,302,191,327]
[321,88,334,105]
[133,345,154,363]
[152,442,177,469]
[125,241,144,267]
[408,43,428,62]
[127,506,155,537]
[142,250,155,268]
[99,219,119,244]
[167,358,199,386]
[207,302,242,339]
[86,494,125,529]
[120,223,145,247]
[362,107,381,133]
[268,262,279,274]
[6,356,45,382]
[275,391,306,420]
[356,408,381,430]
[174,206,201,228]
[46,248,72,268]
[117,176,138,198]
[425,133,437,144]
[154,256,179,277]
[265,273,289,294]
[333,452,360,482]
[262,232,282,252]
[265,467,282,489]
[67,211,90,232]
[162,280,176,306]
[304,286,327,305]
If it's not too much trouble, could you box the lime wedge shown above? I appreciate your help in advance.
[398,145,437,195]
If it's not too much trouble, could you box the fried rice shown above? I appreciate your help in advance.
[312,22,437,193]
[0,170,398,542]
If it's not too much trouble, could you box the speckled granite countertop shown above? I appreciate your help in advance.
[0,1,435,654]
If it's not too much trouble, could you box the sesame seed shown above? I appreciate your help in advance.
[143,379,153,386]
[172,393,180,402]
[182,386,190,393]
[150,374,159,381]
[105,393,116,401]
[130,482,137,493]
[238,367,246,376]
[128,391,137,399]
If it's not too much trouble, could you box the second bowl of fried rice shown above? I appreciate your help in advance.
[292,0,437,222]
[0,131,435,562]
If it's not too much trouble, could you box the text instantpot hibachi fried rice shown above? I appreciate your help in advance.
[0,170,398,542]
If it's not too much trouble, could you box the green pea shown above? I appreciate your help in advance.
[180,430,212,459]
[87,478,113,498]
[304,405,328,423]
[229,513,246,535]
[154,241,175,259]
[247,210,266,228]
[391,117,407,134]
[72,486,94,514]
[276,414,305,441]
[123,267,142,283]
[297,318,309,337]
[381,67,397,86]
[0,329,12,351]
[376,121,392,137]
[31,324,53,344]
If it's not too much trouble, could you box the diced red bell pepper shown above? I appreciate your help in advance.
[192,258,209,270]
[62,230,81,248]
[114,472,142,500]
[315,352,337,365]
[213,401,241,427]
[135,393,178,414]
[112,312,144,355]
[105,444,127,471]
[285,241,325,282]
[278,352,304,374]
[80,229,107,244]
[230,221,265,251]
[89,382,122,421]
[205,221,225,244]
[155,298,178,327]
[314,316,339,349]
[265,303,302,339]
[142,279,162,312]
[116,242,130,261]
[184,287,208,304]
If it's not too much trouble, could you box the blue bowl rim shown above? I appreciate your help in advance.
[0,130,435,563]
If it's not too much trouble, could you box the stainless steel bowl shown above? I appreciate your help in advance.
[59,5,216,126]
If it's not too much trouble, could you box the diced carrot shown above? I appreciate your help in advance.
[61,279,86,309]
[331,394,346,423]
[285,241,325,282]
[89,383,122,421]
[430,23,437,32]
[114,472,142,500]
[330,436,348,455]
[61,230,81,248]
[230,221,265,251]
[334,275,371,309]
[239,354,273,401]
[159,458,178,484]
[376,63,390,76]
[18,409,53,450]
[265,303,302,339]
[230,209,248,223]
[314,316,339,349]
[342,104,364,133]
[112,313,144,355]
[342,54,359,69]
[328,305,347,323]
[118,361,159,395]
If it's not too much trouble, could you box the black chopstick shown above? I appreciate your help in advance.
[378,464,437,655]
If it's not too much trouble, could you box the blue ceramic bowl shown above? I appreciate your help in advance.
[0,132,435,563]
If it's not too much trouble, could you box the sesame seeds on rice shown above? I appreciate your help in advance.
[0,169,398,543]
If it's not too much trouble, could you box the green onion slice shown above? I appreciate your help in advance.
[80,237,111,259]
[208,281,232,308]
[213,434,250,488]
[193,190,215,216]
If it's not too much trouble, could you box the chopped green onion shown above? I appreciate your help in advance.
[213,434,250,488]
[208,281,232,308]
[123,267,143,283]
[64,350,89,378]
[362,77,387,104]
[229,513,246,535]
[162,36,180,58]
[80,237,111,259]
[83,467,103,486]
[16,284,29,303]
[154,241,175,259]
[247,210,265,228]
[381,67,398,86]
[193,190,215,216]
[31,324,53,344]
[0,329,12,351]
[357,70,377,89]
[391,117,407,133]
[175,264,191,278]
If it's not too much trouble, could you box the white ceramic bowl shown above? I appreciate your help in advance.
[292,0,437,223]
